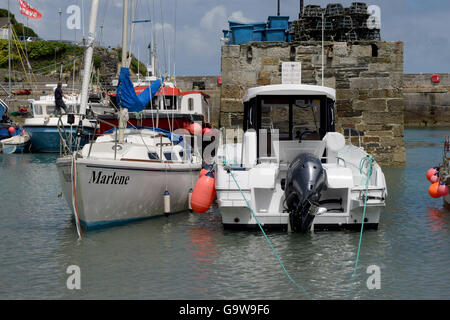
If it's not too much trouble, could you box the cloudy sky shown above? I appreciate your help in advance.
[2,0,450,75]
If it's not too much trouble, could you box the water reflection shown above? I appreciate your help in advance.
[427,207,450,232]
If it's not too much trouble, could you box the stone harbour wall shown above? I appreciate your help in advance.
[220,41,406,166]
[403,74,450,127]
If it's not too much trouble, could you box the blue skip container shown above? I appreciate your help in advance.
[228,20,245,28]
[252,22,267,30]
[252,29,265,41]
[265,28,286,41]
[268,16,290,30]
[222,30,232,39]
[231,25,254,44]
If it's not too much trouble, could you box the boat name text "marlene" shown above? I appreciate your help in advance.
[89,171,130,185]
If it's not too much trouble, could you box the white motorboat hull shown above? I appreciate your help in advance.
[215,139,387,232]
[56,156,200,229]
[218,198,383,231]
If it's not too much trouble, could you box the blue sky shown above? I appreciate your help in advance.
[2,0,450,75]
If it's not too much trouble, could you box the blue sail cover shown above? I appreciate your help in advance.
[116,67,162,113]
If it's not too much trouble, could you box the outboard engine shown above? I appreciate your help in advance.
[284,153,326,233]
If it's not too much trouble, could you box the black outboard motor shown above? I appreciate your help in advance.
[284,153,326,233]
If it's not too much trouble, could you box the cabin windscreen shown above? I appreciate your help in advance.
[244,95,334,141]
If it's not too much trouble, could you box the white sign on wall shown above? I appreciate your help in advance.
[282,62,302,84]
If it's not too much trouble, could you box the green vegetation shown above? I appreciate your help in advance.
[117,47,147,77]
[0,9,38,38]
[0,39,85,72]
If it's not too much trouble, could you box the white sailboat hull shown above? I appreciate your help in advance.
[57,156,200,229]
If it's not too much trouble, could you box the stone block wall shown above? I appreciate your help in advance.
[220,41,406,165]
[403,74,450,126]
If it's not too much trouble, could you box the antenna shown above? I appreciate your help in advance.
[277,0,280,16]
[321,11,324,87]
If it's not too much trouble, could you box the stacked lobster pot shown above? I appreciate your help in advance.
[290,2,381,43]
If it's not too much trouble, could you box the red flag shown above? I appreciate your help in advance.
[18,0,42,20]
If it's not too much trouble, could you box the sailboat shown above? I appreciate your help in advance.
[56,0,203,231]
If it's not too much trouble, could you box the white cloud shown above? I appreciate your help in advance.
[228,10,254,24]
[200,5,227,31]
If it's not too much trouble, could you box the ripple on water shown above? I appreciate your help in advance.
[0,128,450,299]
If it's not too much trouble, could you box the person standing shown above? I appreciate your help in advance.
[54,82,68,115]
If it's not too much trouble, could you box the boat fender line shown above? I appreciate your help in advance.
[71,155,83,238]
[222,159,309,298]
[353,155,374,275]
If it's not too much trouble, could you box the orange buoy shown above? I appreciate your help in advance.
[189,122,202,136]
[426,168,438,182]
[430,174,439,184]
[428,182,441,198]
[199,168,209,178]
[8,127,15,134]
[438,184,449,197]
[191,172,216,213]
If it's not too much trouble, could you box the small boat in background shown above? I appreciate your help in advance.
[0,132,31,154]
[426,136,449,209]
[0,98,31,154]
[430,137,450,209]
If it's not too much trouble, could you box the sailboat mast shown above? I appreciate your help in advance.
[79,0,100,115]
[118,0,130,144]
[7,0,11,98]
[122,0,129,68]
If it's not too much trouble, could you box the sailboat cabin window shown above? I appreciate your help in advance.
[188,98,194,111]
[148,152,159,160]
[164,152,172,161]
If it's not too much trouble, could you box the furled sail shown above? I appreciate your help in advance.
[116,67,162,113]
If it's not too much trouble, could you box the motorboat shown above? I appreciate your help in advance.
[23,95,97,153]
[0,98,31,154]
[0,132,31,154]
[103,81,212,134]
[214,84,388,232]
[427,136,450,209]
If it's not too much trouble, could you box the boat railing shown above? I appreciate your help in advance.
[57,113,119,159]
[341,126,362,148]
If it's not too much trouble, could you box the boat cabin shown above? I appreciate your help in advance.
[241,84,336,163]
[100,83,211,134]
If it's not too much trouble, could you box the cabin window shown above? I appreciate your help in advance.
[46,105,55,115]
[261,98,290,140]
[292,99,321,141]
[188,98,194,111]
[179,151,184,159]
[148,152,159,160]
[33,104,42,115]
[260,97,321,141]
[163,96,177,110]
[192,81,205,90]
[164,152,172,161]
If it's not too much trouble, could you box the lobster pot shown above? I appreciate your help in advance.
[164,190,171,215]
